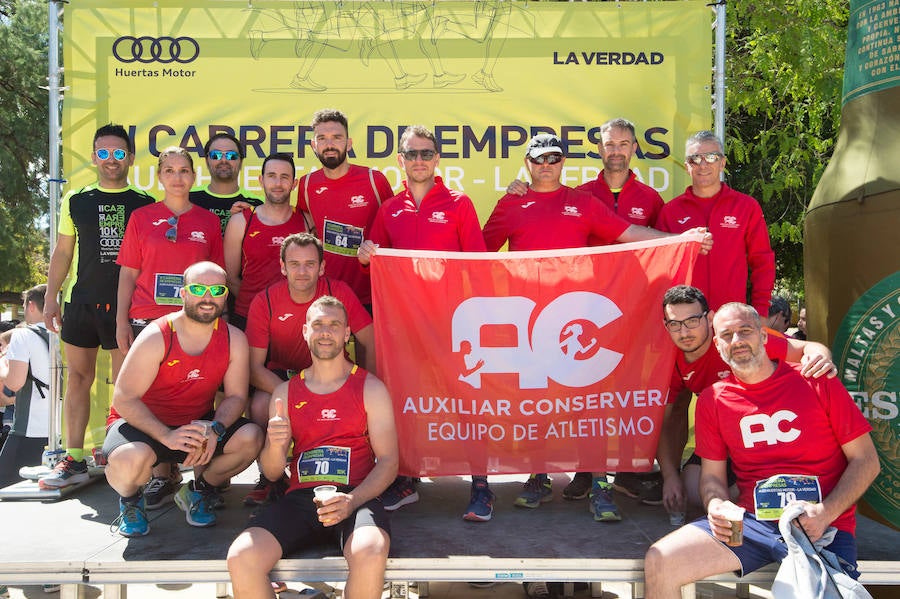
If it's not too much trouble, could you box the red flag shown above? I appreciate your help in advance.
[371,237,701,476]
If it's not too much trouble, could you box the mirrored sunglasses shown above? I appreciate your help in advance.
[208,150,240,161]
[185,284,229,298]
[95,148,128,161]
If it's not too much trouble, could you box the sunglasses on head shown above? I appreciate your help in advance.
[95,148,128,161]
[164,215,178,243]
[185,284,229,298]
[208,150,240,161]
[401,149,437,161]
[528,153,563,165]
[686,152,723,165]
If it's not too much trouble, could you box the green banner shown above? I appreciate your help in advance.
[832,271,900,529]
[843,0,900,104]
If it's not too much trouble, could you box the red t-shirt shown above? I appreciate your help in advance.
[482,186,630,251]
[576,169,664,228]
[245,278,372,372]
[368,177,486,252]
[286,365,375,491]
[107,316,229,427]
[234,208,308,317]
[117,203,225,319]
[696,360,871,534]
[297,165,394,305]
[668,327,789,398]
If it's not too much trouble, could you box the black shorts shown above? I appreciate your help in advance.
[248,487,390,556]
[129,318,151,341]
[228,313,247,331]
[102,415,252,466]
[684,451,738,487]
[60,302,118,350]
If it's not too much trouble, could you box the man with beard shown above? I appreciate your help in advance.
[190,133,262,236]
[40,124,154,490]
[657,285,836,518]
[102,262,262,536]
[243,234,375,505]
[644,302,877,598]
[228,295,397,599]
[296,109,394,309]
[224,153,309,330]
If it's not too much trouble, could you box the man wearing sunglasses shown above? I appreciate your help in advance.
[483,133,712,527]
[296,109,394,310]
[656,285,836,521]
[190,133,262,236]
[102,261,263,536]
[656,130,775,317]
[40,124,155,490]
[356,125,488,519]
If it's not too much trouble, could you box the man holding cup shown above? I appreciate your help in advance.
[102,262,263,536]
[228,296,398,599]
[643,302,878,598]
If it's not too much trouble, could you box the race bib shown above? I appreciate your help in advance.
[154,273,184,306]
[296,445,351,485]
[753,474,822,521]
[323,220,364,257]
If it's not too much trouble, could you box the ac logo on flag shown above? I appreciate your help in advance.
[451,292,624,389]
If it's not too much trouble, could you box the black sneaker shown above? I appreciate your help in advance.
[562,472,592,500]
[613,471,663,505]
[144,475,180,510]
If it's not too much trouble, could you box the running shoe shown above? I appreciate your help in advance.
[144,476,179,510]
[613,471,663,505]
[112,496,149,537]
[38,455,89,489]
[381,476,419,511]
[562,471,592,500]
[589,481,621,522]
[514,474,552,508]
[463,479,495,522]
[174,483,217,527]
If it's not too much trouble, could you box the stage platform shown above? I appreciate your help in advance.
[1,469,897,595]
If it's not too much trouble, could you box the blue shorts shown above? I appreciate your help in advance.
[690,514,860,579]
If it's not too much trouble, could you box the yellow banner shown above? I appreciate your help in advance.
[64,0,712,445]
[64,0,712,219]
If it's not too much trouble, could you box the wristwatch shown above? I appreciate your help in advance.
[211,420,227,442]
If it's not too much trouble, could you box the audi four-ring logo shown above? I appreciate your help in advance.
[112,36,200,64]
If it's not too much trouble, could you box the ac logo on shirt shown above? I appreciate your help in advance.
[350,195,368,207]
[451,291,623,389]
[629,207,646,219]
[189,231,207,243]
[318,408,338,421]
[562,205,582,217]
[740,410,800,448]
[185,369,202,381]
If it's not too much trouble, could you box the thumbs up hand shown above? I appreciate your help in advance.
[267,396,292,447]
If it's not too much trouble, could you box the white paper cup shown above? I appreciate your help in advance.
[313,484,338,504]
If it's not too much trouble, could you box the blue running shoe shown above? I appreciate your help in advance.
[175,482,217,527]
[463,479,495,521]
[590,481,621,522]
[113,496,149,537]
[514,474,552,508]
[381,476,419,512]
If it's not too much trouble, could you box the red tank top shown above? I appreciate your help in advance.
[286,365,375,491]
[235,208,307,317]
[107,316,230,427]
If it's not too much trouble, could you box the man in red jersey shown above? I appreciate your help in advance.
[656,285,836,518]
[357,124,489,520]
[243,233,375,505]
[102,262,262,537]
[228,296,397,599]
[483,133,711,525]
[297,109,394,309]
[224,153,308,330]
[655,131,775,316]
[645,303,877,598]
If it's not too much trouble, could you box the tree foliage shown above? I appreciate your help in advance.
[724,0,848,299]
[0,0,50,295]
